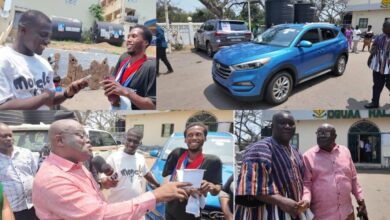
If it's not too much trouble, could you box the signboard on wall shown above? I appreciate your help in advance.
[381,0,390,8]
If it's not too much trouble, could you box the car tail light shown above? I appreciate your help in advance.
[214,32,226,37]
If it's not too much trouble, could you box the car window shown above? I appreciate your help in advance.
[253,26,301,47]
[321,28,337,41]
[89,130,117,146]
[218,21,248,31]
[161,136,233,164]
[13,130,49,152]
[301,28,320,44]
[199,24,205,31]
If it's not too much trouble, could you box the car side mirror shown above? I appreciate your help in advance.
[149,149,159,157]
[298,40,312,48]
[197,29,203,33]
[116,140,121,145]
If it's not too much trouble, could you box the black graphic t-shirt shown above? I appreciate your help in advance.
[163,148,223,220]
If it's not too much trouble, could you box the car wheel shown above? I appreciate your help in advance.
[206,42,214,57]
[265,71,293,105]
[194,39,200,51]
[332,54,347,76]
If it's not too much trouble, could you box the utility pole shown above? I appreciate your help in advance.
[164,0,171,53]
[248,0,251,32]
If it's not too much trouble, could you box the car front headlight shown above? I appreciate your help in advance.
[232,57,271,71]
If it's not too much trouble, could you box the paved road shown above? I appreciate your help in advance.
[353,169,390,220]
[157,44,390,110]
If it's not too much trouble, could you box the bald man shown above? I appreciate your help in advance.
[32,119,190,220]
[0,10,88,110]
[301,124,368,220]
[235,111,306,220]
[0,123,38,220]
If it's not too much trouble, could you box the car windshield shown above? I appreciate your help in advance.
[13,130,49,152]
[89,130,117,146]
[161,136,233,164]
[253,26,301,47]
[218,21,248,31]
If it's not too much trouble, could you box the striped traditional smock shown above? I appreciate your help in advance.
[235,137,304,220]
[369,34,390,75]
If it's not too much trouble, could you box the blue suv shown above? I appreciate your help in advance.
[146,132,234,220]
[212,23,348,105]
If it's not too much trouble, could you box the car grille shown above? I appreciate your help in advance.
[214,61,232,79]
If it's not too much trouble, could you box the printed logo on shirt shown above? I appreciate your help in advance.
[13,71,51,95]
[120,166,143,182]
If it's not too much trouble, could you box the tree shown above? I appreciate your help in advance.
[198,0,245,19]
[157,0,191,22]
[235,110,269,151]
[191,8,217,22]
[89,4,104,21]
[75,111,122,132]
[239,2,265,28]
[310,0,348,23]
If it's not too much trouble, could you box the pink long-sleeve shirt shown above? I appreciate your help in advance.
[32,153,156,220]
[302,145,364,220]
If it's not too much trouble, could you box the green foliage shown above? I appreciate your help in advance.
[191,8,217,22]
[89,4,104,21]
[239,3,265,29]
[81,29,92,44]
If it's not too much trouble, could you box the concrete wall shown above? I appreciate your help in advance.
[352,10,390,34]
[124,110,233,146]
[14,0,98,31]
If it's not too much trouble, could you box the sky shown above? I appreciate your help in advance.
[172,0,204,12]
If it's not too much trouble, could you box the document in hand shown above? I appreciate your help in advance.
[176,169,205,188]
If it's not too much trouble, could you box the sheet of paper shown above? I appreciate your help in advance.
[176,169,205,188]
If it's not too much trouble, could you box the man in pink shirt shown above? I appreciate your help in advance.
[32,119,190,220]
[301,123,368,220]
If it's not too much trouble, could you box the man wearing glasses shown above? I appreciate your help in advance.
[101,128,160,208]
[32,119,190,220]
[300,124,368,220]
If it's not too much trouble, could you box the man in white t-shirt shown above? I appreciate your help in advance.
[101,128,160,205]
[0,10,88,110]
[352,25,362,53]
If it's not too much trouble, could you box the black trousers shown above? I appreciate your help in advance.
[371,71,390,105]
[156,46,173,73]
[14,207,39,220]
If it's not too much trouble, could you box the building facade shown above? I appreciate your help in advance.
[262,110,390,167]
[121,110,233,146]
[100,0,155,25]
[13,0,98,31]
[345,0,390,34]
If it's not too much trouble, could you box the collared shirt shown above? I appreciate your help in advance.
[235,137,304,220]
[32,152,156,220]
[369,34,390,75]
[302,145,364,220]
[0,146,37,212]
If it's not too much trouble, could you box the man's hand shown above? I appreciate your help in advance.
[278,197,300,218]
[100,177,119,189]
[101,79,129,97]
[297,200,310,213]
[153,182,192,203]
[66,78,89,97]
[367,55,373,67]
[200,180,220,196]
[357,199,368,220]
[42,88,56,105]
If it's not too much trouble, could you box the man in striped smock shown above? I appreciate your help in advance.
[235,111,306,220]
[365,21,390,108]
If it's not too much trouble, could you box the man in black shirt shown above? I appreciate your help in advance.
[162,123,222,220]
[102,25,156,110]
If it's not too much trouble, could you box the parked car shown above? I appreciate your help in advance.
[146,132,234,220]
[212,23,349,105]
[9,123,122,162]
[194,19,252,57]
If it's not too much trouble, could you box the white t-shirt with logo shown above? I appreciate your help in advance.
[0,46,54,109]
[105,151,149,203]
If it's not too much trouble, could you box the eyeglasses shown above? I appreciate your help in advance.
[60,131,89,140]
[316,131,332,138]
